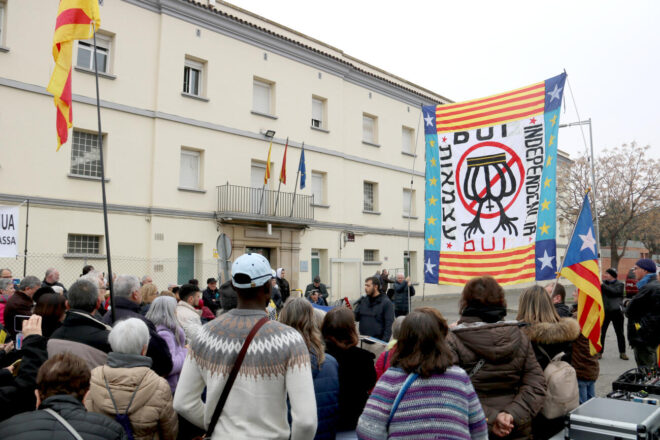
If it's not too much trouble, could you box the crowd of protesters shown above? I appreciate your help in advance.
[0,256,656,439]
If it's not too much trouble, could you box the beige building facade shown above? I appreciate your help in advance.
[0,0,455,298]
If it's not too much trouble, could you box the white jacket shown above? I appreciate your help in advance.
[176,301,202,343]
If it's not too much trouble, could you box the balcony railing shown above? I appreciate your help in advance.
[216,184,315,224]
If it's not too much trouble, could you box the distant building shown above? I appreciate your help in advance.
[0,0,450,297]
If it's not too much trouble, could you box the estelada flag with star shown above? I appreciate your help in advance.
[423,73,566,286]
[559,192,604,354]
[47,0,101,151]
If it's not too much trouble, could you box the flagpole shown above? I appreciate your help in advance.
[92,25,116,322]
[290,142,304,217]
[273,137,288,216]
[405,107,423,314]
[551,187,591,298]
[587,119,601,278]
[23,199,29,277]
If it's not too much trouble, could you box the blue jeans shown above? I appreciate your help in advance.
[578,380,595,404]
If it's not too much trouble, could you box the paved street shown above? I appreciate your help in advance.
[414,289,632,398]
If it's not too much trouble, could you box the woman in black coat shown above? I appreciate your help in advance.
[322,307,376,433]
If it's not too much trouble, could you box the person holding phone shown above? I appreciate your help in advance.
[0,315,48,422]
[4,276,40,340]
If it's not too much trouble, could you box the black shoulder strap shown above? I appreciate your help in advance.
[204,316,269,438]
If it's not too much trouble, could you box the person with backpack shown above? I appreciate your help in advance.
[85,318,178,440]
[517,285,580,440]
[447,276,546,440]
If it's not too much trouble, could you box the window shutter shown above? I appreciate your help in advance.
[363,115,374,143]
[312,172,323,204]
[253,81,270,114]
[312,99,323,126]
[180,150,199,188]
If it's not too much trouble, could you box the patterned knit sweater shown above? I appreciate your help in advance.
[357,366,488,440]
[173,309,317,440]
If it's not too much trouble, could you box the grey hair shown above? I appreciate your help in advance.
[82,270,103,285]
[392,315,406,340]
[67,279,99,313]
[109,318,150,355]
[19,275,41,291]
[113,275,140,298]
[146,296,184,346]
[45,268,56,278]
[0,278,13,291]
[141,275,151,283]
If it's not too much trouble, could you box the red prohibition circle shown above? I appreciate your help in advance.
[455,141,524,219]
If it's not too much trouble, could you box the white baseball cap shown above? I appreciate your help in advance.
[231,253,273,288]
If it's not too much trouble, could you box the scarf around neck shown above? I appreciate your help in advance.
[461,304,507,323]
[637,273,657,289]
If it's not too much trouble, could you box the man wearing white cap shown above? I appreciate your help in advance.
[174,253,317,439]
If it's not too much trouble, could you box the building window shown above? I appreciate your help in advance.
[77,33,112,73]
[364,181,378,212]
[312,96,326,129]
[180,149,201,189]
[402,126,414,154]
[364,249,379,263]
[67,234,101,255]
[362,113,377,144]
[312,171,325,205]
[183,58,204,96]
[253,78,273,115]
[403,188,416,216]
[70,130,104,178]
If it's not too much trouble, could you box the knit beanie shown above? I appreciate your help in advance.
[636,258,657,273]
[606,268,618,279]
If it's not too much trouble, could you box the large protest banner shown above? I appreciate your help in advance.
[423,73,566,286]
[0,206,19,258]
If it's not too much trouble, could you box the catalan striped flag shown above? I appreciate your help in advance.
[264,140,273,184]
[559,193,604,355]
[423,73,566,287]
[279,138,288,184]
[46,0,101,151]
[435,82,545,133]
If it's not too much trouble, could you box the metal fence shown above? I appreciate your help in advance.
[0,253,220,290]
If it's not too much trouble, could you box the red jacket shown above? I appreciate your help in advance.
[375,346,395,380]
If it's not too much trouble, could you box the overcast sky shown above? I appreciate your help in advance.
[229,0,660,159]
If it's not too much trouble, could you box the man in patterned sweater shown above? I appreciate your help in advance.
[173,253,317,439]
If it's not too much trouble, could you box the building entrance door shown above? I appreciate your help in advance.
[177,244,195,284]
[246,247,271,263]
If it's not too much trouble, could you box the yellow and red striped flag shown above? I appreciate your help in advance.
[46,0,101,151]
[559,193,604,355]
[264,140,273,184]
[279,139,288,184]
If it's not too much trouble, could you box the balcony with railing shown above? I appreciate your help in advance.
[216,184,315,225]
